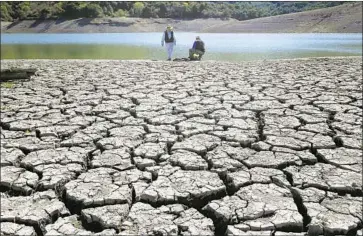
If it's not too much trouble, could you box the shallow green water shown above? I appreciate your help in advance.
[1,44,152,60]
[2,44,360,61]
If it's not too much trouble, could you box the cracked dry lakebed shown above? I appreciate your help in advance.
[0,57,362,236]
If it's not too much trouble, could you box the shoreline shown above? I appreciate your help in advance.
[1,56,362,64]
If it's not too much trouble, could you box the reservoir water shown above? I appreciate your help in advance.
[1,33,362,61]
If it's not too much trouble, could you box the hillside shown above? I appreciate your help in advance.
[0,1,347,22]
[1,2,361,33]
[203,2,362,33]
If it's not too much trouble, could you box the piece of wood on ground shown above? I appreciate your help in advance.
[0,68,38,82]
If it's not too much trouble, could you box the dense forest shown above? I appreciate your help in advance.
[1,1,346,22]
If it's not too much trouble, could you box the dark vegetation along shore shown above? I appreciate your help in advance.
[1,2,362,33]
[0,1,348,22]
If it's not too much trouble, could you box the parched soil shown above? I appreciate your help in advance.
[0,57,362,236]
[1,2,362,33]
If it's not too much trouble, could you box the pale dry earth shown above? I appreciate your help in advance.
[0,57,362,236]
[1,2,362,33]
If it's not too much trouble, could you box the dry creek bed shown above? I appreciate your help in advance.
[0,58,362,236]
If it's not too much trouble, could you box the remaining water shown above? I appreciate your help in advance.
[1,33,362,61]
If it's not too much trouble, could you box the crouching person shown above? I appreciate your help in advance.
[189,36,205,61]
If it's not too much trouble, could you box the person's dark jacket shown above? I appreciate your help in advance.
[192,40,205,53]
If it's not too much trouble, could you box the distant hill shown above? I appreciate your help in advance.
[1,2,361,33]
[203,2,362,33]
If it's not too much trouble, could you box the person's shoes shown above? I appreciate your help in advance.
[167,58,171,61]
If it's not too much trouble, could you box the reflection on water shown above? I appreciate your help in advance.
[1,44,151,60]
[1,33,362,61]
[1,44,360,61]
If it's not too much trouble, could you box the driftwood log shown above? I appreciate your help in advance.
[0,68,37,82]
[173,57,191,61]
[173,57,202,61]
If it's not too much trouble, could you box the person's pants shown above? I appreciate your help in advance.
[189,49,204,60]
[165,43,174,59]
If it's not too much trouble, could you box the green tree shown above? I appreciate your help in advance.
[18,2,31,19]
[142,6,158,18]
[1,3,12,21]
[100,2,114,16]
[62,2,83,18]
[132,2,144,17]
[158,3,167,18]
[83,3,104,18]
[182,2,192,18]
[39,7,51,19]
[53,2,65,17]
[175,5,183,18]
[114,9,128,17]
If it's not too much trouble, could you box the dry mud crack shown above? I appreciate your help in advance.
[1,58,362,236]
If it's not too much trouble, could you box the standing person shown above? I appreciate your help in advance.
[161,25,176,61]
[189,36,205,61]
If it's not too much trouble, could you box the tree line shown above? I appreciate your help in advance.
[1,1,346,22]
